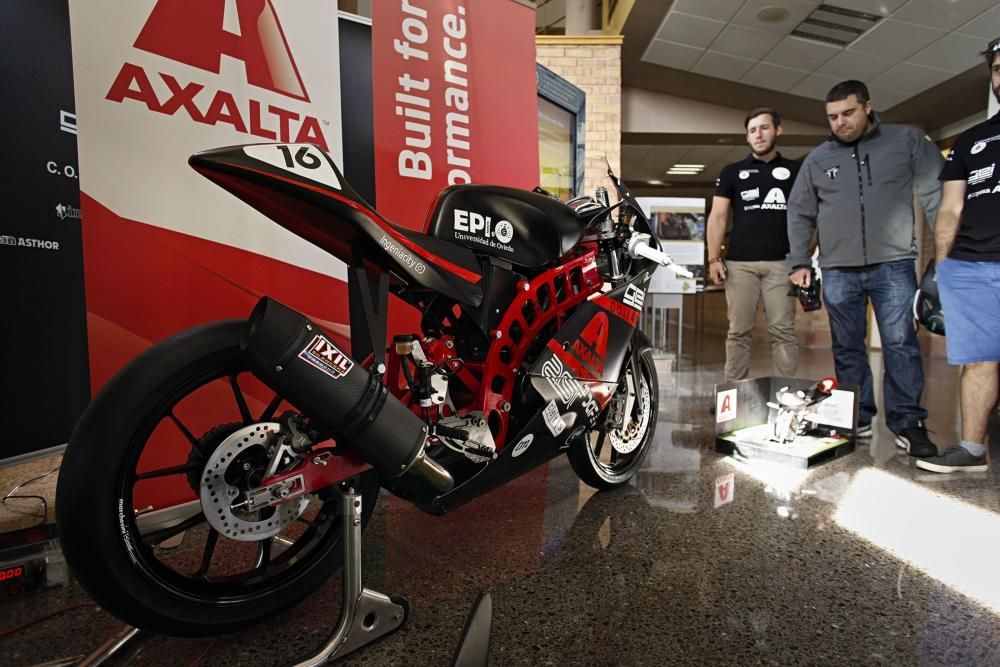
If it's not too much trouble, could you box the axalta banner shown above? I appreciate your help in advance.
[69,0,348,393]
[372,0,539,230]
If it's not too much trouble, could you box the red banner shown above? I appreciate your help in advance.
[372,0,539,230]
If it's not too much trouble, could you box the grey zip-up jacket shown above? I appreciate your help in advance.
[786,115,943,270]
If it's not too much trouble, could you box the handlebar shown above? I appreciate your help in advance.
[627,234,694,278]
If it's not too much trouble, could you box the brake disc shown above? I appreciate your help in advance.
[608,372,651,455]
[198,422,308,542]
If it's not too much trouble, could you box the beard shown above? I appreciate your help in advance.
[751,137,777,157]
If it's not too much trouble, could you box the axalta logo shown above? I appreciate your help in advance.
[453,209,515,252]
[761,187,786,210]
[106,0,328,150]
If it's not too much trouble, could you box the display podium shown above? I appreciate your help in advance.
[714,376,860,469]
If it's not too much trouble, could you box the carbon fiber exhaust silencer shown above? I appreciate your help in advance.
[242,297,453,492]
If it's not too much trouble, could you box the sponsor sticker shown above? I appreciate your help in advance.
[825,166,839,180]
[968,163,995,186]
[244,144,341,190]
[714,473,735,508]
[542,400,565,436]
[60,110,77,135]
[298,334,354,380]
[738,170,750,179]
[0,236,60,251]
[772,166,790,180]
[453,209,515,252]
[623,284,646,310]
[378,234,427,274]
[740,188,759,202]
[716,388,737,422]
[511,434,534,458]
[55,203,82,220]
[972,141,987,155]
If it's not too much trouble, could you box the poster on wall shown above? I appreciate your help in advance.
[537,63,585,201]
[69,0,347,503]
[371,0,539,231]
[636,197,706,294]
[70,0,348,393]
[1,0,89,458]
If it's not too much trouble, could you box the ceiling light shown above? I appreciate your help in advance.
[792,4,882,47]
[647,179,664,185]
[757,6,790,23]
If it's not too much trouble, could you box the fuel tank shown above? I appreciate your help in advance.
[426,185,585,269]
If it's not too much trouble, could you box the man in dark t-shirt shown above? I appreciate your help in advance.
[707,107,801,380]
[917,37,1000,473]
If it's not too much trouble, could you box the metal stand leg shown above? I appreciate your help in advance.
[75,625,142,666]
[293,486,408,666]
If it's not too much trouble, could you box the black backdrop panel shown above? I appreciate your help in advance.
[0,0,90,458]
[339,17,376,207]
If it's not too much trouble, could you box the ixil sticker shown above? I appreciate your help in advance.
[299,334,354,379]
[716,388,737,423]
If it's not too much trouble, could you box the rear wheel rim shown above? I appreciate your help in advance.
[114,352,353,605]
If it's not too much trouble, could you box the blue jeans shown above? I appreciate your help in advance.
[822,260,927,433]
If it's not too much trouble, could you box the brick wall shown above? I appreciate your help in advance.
[536,36,623,199]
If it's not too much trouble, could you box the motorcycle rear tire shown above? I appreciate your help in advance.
[567,345,658,489]
[56,319,379,637]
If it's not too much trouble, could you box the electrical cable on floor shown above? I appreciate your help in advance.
[187,639,216,667]
[0,601,96,640]
[1,465,60,528]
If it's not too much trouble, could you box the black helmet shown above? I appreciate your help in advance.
[913,259,945,336]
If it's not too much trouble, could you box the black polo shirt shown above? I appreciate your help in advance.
[939,111,1000,261]
[715,153,801,261]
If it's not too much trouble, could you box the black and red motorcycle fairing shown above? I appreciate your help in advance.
[56,141,687,638]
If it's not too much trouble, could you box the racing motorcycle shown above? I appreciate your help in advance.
[55,143,691,644]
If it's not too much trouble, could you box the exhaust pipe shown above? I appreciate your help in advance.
[242,297,453,492]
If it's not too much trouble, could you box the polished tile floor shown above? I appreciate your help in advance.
[3,330,1000,666]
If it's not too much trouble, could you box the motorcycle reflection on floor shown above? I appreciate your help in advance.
[55,143,690,652]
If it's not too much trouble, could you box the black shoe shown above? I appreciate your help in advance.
[856,423,873,438]
[915,445,988,473]
[893,422,938,458]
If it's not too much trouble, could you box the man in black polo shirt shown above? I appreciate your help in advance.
[917,37,1000,473]
[707,107,801,381]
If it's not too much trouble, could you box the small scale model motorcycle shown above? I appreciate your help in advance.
[55,143,691,650]
[767,377,837,444]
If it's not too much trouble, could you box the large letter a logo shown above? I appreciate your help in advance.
[133,0,309,102]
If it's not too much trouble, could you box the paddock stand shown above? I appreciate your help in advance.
[293,484,408,666]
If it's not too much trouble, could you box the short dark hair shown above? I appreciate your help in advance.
[984,37,1000,67]
[744,107,781,129]
[825,80,870,105]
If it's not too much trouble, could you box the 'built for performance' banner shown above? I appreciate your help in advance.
[372,0,539,230]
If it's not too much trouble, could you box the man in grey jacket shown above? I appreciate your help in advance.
[787,80,943,457]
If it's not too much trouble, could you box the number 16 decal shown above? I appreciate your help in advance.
[243,144,341,190]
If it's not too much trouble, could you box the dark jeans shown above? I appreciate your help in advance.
[822,260,927,433]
